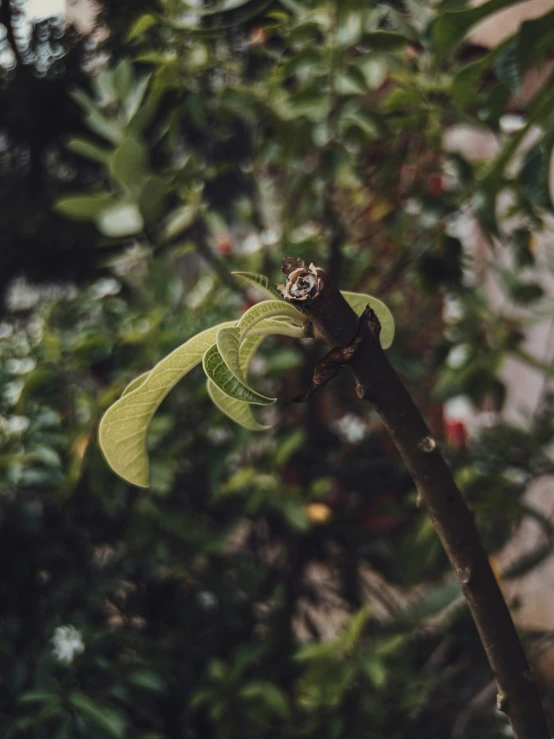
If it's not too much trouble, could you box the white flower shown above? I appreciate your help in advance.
[51,625,85,664]
[332,414,366,444]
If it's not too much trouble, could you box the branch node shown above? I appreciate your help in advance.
[497,693,510,713]
[459,566,472,586]
[356,383,367,399]
[419,435,437,453]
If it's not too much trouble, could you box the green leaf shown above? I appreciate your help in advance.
[341,291,395,349]
[18,690,56,704]
[139,176,168,225]
[432,0,527,63]
[245,316,305,339]
[207,380,270,431]
[127,13,159,40]
[99,321,235,486]
[518,8,554,75]
[217,327,257,387]
[519,142,551,209]
[110,135,148,197]
[339,109,389,140]
[96,202,144,237]
[494,44,520,97]
[126,669,165,692]
[54,193,114,221]
[237,300,305,335]
[114,59,133,102]
[68,693,126,739]
[362,31,410,50]
[239,333,265,372]
[232,271,284,300]
[66,137,112,164]
[207,317,304,431]
[239,681,290,719]
[162,205,199,241]
[451,55,492,109]
[203,341,276,406]
[84,108,122,144]
[121,371,151,397]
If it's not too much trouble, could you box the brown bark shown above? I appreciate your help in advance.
[280,257,550,739]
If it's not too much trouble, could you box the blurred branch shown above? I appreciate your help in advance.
[280,257,550,739]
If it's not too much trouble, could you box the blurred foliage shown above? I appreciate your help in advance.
[2,0,554,737]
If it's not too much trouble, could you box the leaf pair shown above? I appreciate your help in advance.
[98,272,395,487]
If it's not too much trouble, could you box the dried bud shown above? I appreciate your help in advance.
[279,261,324,302]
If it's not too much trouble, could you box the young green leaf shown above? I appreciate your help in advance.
[208,318,305,431]
[202,341,276,406]
[54,194,114,221]
[207,380,271,431]
[99,321,235,487]
[121,371,151,397]
[246,316,305,339]
[232,272,285,301]
[341,291,395,349]
[237,300,306,335]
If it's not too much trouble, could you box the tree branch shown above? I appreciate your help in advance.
[279,257,550,739]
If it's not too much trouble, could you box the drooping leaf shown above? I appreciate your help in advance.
[54,194,114,221]
[519,142,551,209]
[84,108,122,144]
[162,205,199,241]
[66,137,112,165]
[207,380,271,431]
[494,43,520,97]
[237,300,306,335]
[68,693,126,739]
[110,135,149,198]
[217,327,251,385]
[113,59,134,102]
[121,371,151,397]
[341,291,395,349]
[202,342,276,406]
[126,13,159,40]
[245,316,306,339]
[208,318,305,431]
[99,322,235,486]
[139,176,168,225]
[432,0,527,63]
[451,55,492,110]
[517,8,554,75]
[239,334,266,373]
